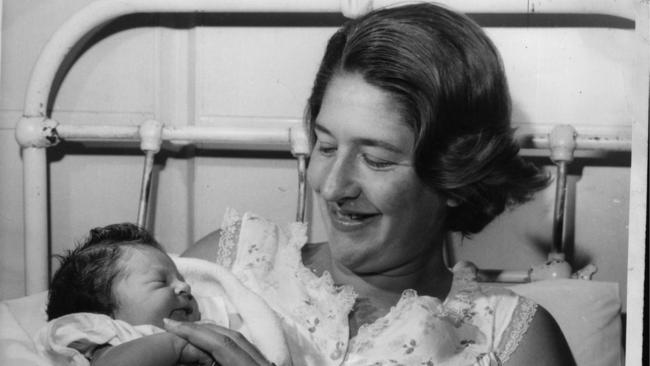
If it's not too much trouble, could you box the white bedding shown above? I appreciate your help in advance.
[1,256,294,366]
[0,268,622,366]
[0,290,49,365]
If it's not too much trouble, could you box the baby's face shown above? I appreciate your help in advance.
[111,245,200,328]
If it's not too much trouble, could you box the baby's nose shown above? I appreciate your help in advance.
[174,280,192,296]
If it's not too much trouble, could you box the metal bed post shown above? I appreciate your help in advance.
[290,126,310,223]
[528,125,577,281]
[549,125,578,255]
[136,120,164,228]
[20,148,49,295]
[15,117,59,295]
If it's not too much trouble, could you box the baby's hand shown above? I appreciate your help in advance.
[169,331,213,365]
[164,318,274,366]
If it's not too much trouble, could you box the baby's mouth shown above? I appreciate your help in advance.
[169,307,194,321]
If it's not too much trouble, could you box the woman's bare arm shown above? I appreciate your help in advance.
[182,229,221,259]
[505,305,575,366]
[91,332,210,366]
[164,319,273,366]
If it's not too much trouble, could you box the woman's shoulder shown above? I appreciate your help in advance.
[182,229,221,260]
[446,261,525,307]
[443,261,573,364]
[503,304,575,365]
[442,265,575,365]
[184,209,313,263]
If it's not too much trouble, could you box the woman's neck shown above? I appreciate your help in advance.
[333,249,451,298]
[302,241,453,336]
[303,241,452,297]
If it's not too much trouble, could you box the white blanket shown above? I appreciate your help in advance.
[1,256,291,366]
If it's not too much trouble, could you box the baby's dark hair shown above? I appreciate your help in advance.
[46,223,164,320]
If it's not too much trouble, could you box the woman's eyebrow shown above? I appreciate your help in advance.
[313,123,333,137]
[314,122,405,154]
[354,138,405,154]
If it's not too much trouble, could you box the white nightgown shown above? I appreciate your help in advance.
[215,209,538,366]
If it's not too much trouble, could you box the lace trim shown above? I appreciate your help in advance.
[350,289,415,344]
[303,269,357,308]
[219,209,356,362]
[216,208,242,269]
[285,220,358,315]
[497,296,538,363]
[349,289,447,347]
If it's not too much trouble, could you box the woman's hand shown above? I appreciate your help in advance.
[163,318,274,366]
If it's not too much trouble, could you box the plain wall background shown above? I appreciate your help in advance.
[1,1,646,316]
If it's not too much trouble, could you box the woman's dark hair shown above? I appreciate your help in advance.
[306,3,549,235]
[46,223,164,320]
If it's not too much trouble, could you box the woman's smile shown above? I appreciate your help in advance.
[327,204,381,232]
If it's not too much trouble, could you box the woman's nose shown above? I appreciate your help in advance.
[319,156,360,202]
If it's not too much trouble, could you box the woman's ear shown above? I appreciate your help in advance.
[446,198,459,207]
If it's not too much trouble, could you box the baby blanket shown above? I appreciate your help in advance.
[2,256,291,366]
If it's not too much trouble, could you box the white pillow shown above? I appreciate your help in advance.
[508,279,622,366]
[0,291,50,366]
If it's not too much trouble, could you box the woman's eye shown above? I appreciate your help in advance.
[316,142,336,156]
[362,154,396,169]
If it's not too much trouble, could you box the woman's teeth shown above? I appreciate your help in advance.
[345,213,366,220]
[336,210,375,220]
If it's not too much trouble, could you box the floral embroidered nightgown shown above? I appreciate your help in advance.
[215,209,538,366]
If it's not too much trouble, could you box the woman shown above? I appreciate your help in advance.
[169,3,575,365]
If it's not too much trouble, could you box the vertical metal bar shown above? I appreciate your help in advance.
[296,155,307,223]
[552,161,568,254]
[23,147,49,294]
[136,150,156,228]
[548,125,576,256]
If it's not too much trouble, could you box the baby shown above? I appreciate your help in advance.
[38,223,287,366]
[40,223,212,366]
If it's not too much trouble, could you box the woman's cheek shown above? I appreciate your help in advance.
[367,174,416,212]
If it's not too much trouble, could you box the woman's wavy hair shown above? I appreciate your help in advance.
[306,3,549,236]
[46,223,163,320]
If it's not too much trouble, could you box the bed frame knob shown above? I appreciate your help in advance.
[529,252,573,281]
[340,0,373,18]
[549,124,577,163]
[139,119,163,153]
[289,126,310,156]
[15,116,59,148]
